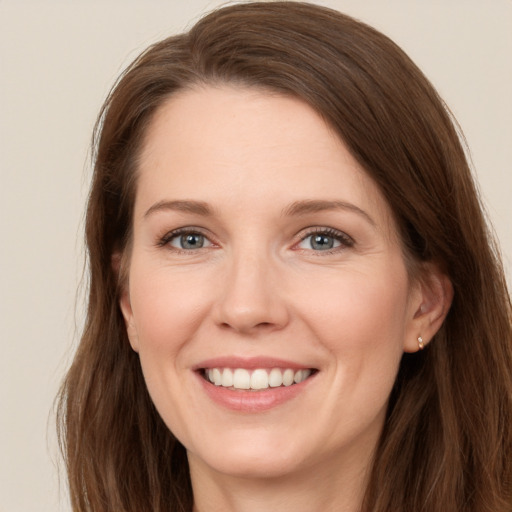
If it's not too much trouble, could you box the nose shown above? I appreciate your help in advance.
[214,250,290,335]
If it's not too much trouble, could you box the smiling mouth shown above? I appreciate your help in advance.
[202,367,316,391]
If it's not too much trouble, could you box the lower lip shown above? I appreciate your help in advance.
[196,372,315,412]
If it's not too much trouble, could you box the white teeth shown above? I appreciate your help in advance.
[282,369,294,386]
[269,368,283,387]
[233,369,251,389]
[294,369,312,383]
[212,368,222,386]
[221,368,233,387]
[250,369,269,390]
[206,367,313,390]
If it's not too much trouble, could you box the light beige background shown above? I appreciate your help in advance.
[1,1,510,511]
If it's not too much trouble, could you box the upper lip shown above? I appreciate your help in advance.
[193,356,316,371]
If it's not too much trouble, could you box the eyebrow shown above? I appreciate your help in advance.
[144,200,213,218]
[144,198,375,226]
[281,199,376,226]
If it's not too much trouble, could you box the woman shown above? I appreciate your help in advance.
[57,2,512,511]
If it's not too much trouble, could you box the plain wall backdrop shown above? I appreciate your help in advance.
[1,1,511,511]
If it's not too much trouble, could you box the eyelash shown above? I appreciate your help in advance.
[157,227,213,253]
[157,226,354,254]
[295,227,354,254]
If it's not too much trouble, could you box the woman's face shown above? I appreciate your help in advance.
[120,86,426,481]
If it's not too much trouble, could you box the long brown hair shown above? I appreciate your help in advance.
[57,2,512,511]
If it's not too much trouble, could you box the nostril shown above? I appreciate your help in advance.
[214,288,290,332]
[219,320,273,331]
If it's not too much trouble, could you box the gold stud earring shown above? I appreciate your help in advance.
[418,336,424,350]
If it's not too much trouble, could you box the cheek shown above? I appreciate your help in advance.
[128,264,210,359]
[126,264,212,433]
[298,264,410,400]
[302,266,410,348]
[312,271,409,420]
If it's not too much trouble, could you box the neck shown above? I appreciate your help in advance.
[189,448,371,512]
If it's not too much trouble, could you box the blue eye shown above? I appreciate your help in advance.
[163,230,212,250]
[309,233,339,250]
[297,229,353,252]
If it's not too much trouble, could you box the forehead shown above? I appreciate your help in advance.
[139,85,348,172]
[135,85,393,229]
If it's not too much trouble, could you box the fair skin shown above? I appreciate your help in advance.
[120,86,451,512]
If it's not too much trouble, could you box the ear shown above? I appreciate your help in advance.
[119,287,140,353]
[113,252,140,353]
[403,264,453,353]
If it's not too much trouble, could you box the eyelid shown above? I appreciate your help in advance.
[157,226,216,251]
[156,225,354,254]
[294,226,355,252]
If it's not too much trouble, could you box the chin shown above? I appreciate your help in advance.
[186,429,312,480]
